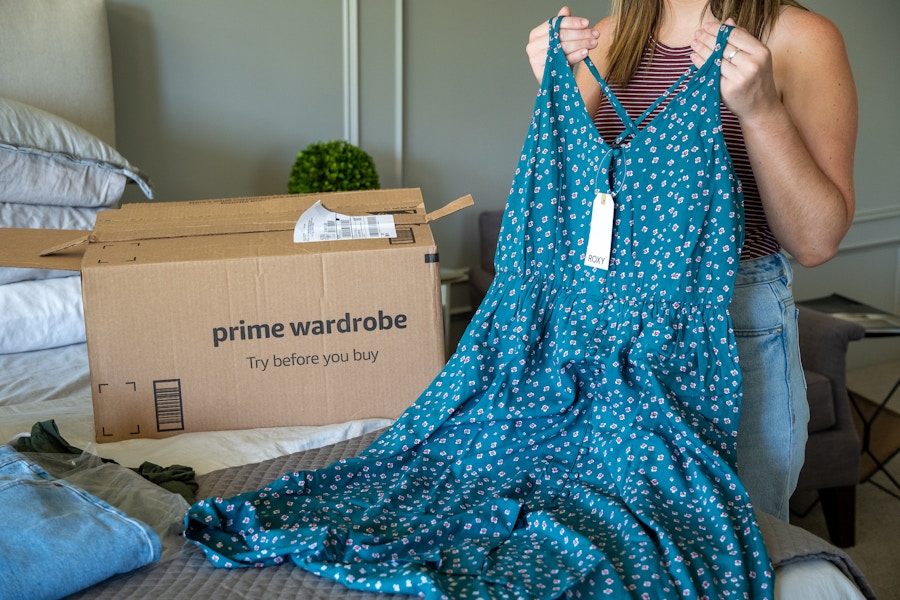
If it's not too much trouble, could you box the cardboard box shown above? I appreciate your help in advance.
[0,189,472,442]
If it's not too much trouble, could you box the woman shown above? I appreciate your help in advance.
[525,1,857,521]
[189,12,783,597]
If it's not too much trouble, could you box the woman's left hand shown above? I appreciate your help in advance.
[691,19,780,121]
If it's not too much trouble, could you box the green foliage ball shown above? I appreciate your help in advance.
[287,140,380,194]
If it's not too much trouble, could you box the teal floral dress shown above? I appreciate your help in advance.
[186,20,773,600]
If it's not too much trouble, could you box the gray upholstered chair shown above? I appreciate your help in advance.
[792,306,865,547]
[469,209,865,547]
[468,210,504,311]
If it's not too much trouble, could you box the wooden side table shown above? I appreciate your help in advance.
[440,267,471,358]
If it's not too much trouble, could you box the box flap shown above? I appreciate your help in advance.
[90,189,434,244]
[0,190,474,268]
[62,189,472,247]
[425,194,474,223]
[0,228,87,271]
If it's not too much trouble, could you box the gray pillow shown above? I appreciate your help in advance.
[0,96,153,207]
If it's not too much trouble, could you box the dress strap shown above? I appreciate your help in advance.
[577,24,734,145]
[580,58,638,141]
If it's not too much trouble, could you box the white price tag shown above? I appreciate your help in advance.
[294,200,397,243]
[584,192,614,270]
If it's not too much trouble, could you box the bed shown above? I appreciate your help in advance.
[0,1,877,599]
[0,343,876,600]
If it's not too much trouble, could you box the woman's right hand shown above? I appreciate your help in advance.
[526,6,599,83]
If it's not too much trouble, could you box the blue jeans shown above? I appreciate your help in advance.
[731,253,809,521]
[0,446,161,600]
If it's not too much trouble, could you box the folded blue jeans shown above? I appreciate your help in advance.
[0,445,161,600]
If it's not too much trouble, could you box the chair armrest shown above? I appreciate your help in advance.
[797,306,866,384]
[795,306,864,490]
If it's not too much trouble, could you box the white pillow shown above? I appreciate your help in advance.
[0,276,86,354]
[0,96,153,207]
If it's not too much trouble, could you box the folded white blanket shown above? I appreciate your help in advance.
[0,275,85,353]
[0,201,101,230]
[0,266,74,287]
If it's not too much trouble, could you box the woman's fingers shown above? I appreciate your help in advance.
[690,20,777,119]
[526,9,598,81]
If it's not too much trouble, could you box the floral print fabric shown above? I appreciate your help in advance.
[185,20,773,600]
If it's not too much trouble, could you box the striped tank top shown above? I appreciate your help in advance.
[593,39,779,259]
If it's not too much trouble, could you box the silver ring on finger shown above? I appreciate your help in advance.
[726,47,742,64]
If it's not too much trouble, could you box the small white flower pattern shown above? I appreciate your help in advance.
[185,21,773,600]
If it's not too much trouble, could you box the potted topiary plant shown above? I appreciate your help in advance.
[287,140,380,194]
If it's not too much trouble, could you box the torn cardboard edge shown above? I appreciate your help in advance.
[423,194,474,223]
[37,190,473,255]
[0,189,474,270]
[293,194,475,244]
